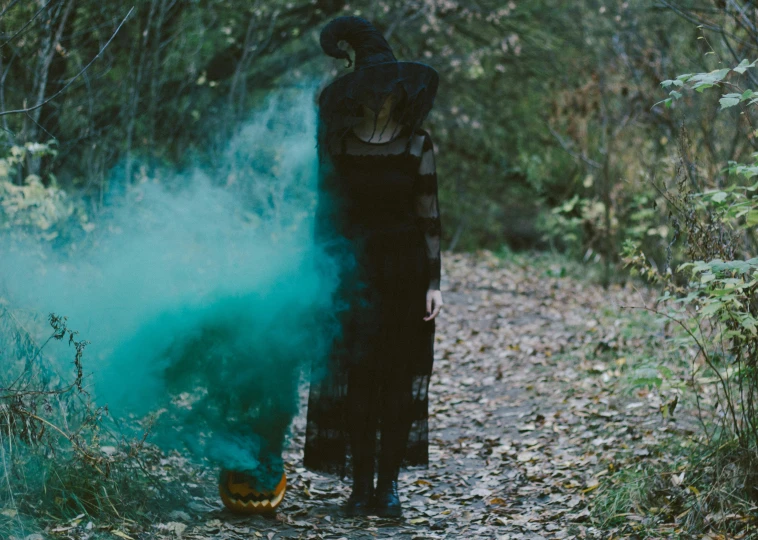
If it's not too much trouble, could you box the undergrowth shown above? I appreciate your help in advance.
[585,284,758,537]
[0,307,183,538]
[593,435,758,538]
[492,243,608,284]
[594,57,758,538]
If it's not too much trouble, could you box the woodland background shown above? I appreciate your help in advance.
[3,0,758,538]
[2,0,715,263]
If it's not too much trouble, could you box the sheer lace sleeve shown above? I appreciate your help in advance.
[414,131,441,291]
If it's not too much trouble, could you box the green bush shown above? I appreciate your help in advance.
[620,58,758,534]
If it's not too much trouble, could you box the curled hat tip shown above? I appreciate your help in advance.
[319,16,392,69]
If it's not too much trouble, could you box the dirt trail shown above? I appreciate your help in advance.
[174,251,670,540]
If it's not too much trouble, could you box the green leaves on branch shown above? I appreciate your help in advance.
[634,49,758,479]
[0,142,92,241]
[675,258,758,336]
[719,90,758,109]
[656,59,758,109]
[696,185,758,224]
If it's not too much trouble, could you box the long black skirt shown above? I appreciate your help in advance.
[304,223,435,478]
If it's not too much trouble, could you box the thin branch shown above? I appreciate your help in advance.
[721,29,758,87]
[0,7,134,118]
[0,0,61,49]
[545,123,602,169]
[24,110,56,140]
[0,0,24,21]
[657,0,758,51]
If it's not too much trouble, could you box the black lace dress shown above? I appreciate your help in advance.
[304,123,441,478]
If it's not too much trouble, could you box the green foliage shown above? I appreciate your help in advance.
[0,310,160,536]
[0,0,701,256]
[660,59,758,109]
[624,58,758,531]
[593,437,758,537]
[0,142,91,242]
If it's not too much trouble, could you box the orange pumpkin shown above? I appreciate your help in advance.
[218,469,287,514]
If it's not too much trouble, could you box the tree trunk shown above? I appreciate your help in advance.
[27,0,74,177]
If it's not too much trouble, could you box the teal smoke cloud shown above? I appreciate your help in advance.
[0,87,344,487]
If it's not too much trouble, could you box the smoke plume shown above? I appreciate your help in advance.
[0,86,344,488]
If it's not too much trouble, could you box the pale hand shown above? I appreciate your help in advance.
[424,289,443,321]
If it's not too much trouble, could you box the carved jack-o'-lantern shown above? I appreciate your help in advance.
[219,469,287,514]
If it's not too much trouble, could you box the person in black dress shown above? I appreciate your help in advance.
[305,16,442,518]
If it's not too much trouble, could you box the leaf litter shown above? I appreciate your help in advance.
[30,251,718,539]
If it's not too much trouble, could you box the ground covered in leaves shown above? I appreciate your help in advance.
[20,250,746,539]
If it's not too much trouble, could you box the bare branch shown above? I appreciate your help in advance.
[0,0,24,21]
[0,6,134,118]
[0,0,61,49]
[545,123,602,169]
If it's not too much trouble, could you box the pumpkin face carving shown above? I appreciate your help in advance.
[219,469,287,514]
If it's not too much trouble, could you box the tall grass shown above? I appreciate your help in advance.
[0,308,170,537]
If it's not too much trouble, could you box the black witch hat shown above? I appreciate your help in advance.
[317,16,439,155]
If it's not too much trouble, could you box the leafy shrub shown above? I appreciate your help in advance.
[622,59,758,531]
[0,309,162,537]
[0,142,92,242]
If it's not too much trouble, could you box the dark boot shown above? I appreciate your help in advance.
[344,475,374,516]
[344,458,374,516]
[374,448,402,518]
[373,477,401,517]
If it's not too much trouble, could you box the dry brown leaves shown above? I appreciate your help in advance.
[35,250,704,539]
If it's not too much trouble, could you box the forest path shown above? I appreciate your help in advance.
[178,250,667,540]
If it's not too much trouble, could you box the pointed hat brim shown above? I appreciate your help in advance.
[318,60,439,123]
